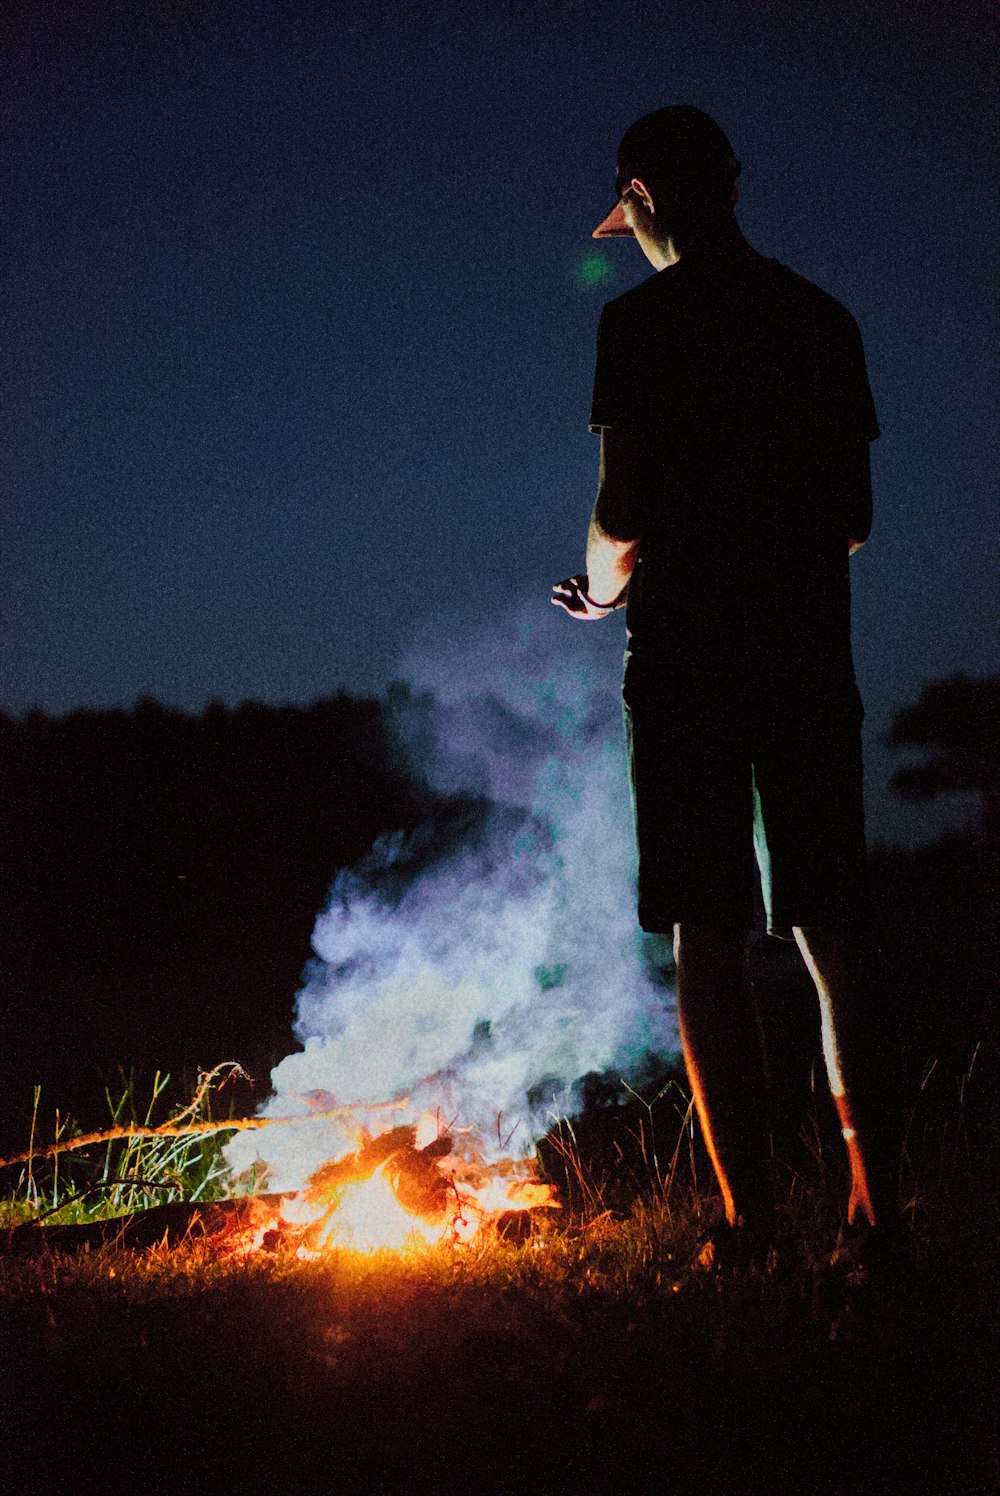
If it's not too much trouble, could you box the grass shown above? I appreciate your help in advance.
[1,1049,996,1496]
[1,1065,248,1231]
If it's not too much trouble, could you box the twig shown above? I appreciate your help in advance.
[167,1062,251,1126]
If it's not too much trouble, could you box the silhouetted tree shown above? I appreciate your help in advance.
[885,674,1000,839]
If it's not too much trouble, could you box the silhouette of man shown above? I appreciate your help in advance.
[553,107,894,1258]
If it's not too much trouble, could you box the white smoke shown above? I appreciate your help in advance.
[225,606,678,1191]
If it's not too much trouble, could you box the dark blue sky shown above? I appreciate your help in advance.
[4,0,996,843]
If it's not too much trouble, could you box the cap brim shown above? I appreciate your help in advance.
[592,199,634,239]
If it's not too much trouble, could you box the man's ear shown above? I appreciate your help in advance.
[628,177,656,216]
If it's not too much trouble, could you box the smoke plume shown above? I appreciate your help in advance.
[225,608,678,1190]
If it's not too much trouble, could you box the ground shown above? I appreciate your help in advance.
[2,1180,996,1496]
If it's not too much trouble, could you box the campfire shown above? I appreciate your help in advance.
[3,1084,557,1257]
[250,1117,556,1256]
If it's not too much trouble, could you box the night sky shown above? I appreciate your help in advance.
[5,0,996,845]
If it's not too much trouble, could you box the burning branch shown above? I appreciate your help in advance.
[0,1096,412,1172]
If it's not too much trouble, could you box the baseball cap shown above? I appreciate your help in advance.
[593,106,741,239]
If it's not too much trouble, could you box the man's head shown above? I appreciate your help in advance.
[594,106,742,265]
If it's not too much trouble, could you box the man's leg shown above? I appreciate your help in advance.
[674,922,774,1236]
[793,926,898,1228]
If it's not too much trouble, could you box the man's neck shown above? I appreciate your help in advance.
[671,216,751,262]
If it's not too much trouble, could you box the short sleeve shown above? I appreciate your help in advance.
[843,315,880,444]
[588,301,649,434]
[789,304,880,453]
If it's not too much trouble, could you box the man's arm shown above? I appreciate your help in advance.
[551,430,643,620]
[585,506,639,604]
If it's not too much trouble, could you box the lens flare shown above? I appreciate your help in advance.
[576,252,612,287]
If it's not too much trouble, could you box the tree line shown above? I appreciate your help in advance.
[1,677,995,1146]
[0,692,438,1133]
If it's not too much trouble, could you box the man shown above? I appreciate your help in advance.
[553,107,894,1260]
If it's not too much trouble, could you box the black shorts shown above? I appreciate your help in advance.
[622,660,869,938]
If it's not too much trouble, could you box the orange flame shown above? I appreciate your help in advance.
[241,1114,557,1256]
[282,1167,465,1254]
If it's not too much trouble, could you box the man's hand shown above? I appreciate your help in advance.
[551,574,626,620]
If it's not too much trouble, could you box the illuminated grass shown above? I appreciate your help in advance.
[1,1067,243,1230]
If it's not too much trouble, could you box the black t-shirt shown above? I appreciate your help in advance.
[590,249,879,714]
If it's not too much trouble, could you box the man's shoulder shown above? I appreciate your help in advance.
[599,257,861,334]
[596,268,701,361]
[598,271,666,326]
[762,260,861,331]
